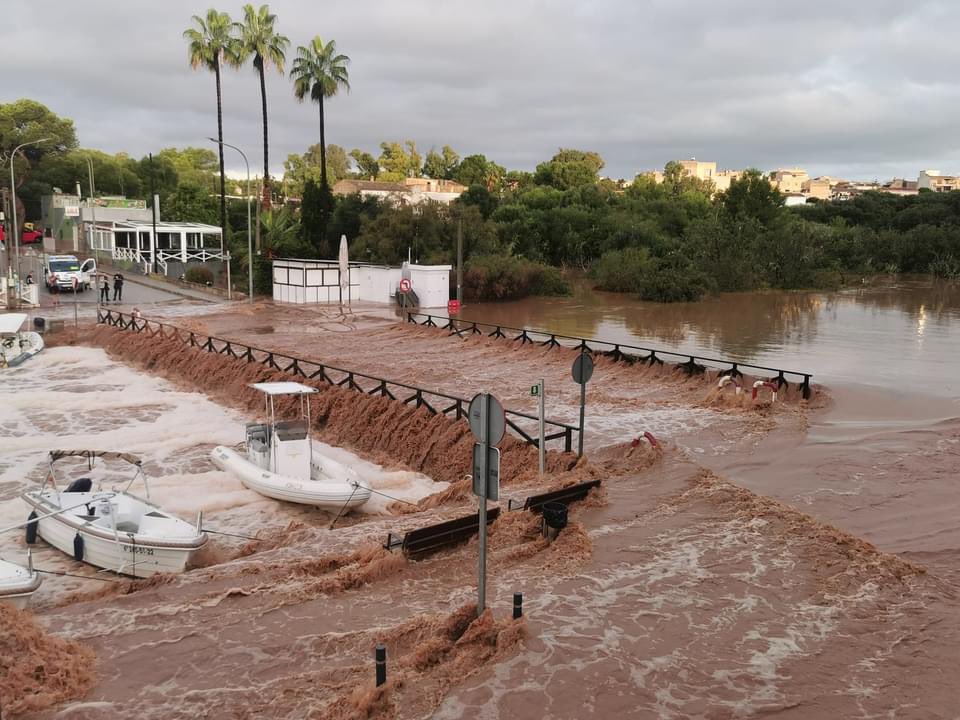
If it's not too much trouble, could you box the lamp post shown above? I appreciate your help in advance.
[209,137,252,303]
[85,156,97,259]
[9,137,50,304]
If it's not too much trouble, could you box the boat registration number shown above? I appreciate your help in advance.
[121,545,155,556]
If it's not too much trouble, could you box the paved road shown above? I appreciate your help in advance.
[37,277,187,307]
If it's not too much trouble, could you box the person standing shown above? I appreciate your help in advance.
[100,275,110,304]
[113,272,124,302]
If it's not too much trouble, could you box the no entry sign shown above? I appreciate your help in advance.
[399,278,411,293]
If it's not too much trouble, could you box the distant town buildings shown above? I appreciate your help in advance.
[918,170,960,193]
[332,177,467,206]
[636,158,954,202]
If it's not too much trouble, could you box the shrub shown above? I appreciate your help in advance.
[184,265,214,285]
[591,248,651,293]
[638,256,710,302]
[464,254,571,301]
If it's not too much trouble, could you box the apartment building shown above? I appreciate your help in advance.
[769,168,809,194]
[918,170,960,193]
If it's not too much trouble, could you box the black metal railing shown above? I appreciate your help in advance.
[97,310,578,451]
[407,312,813,399]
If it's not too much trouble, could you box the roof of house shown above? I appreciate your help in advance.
[333,179,408,193]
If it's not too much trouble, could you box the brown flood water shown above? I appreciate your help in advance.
[3,278,960,718]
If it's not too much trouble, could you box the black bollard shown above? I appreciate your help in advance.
[513,592,523,619]
[375,644,386,687]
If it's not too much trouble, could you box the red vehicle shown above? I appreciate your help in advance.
[0,225,43,244]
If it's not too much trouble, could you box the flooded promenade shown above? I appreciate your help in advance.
[2,279,959,718]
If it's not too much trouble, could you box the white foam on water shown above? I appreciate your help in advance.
[0,346,446,603]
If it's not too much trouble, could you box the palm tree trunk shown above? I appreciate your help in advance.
[215,58,227,240]
[318,95,327,191]
[258,60,270,208]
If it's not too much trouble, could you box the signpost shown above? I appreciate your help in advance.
[399,277,411,318]
[468,391,504,614]
[572,353,594,457]
[531,379,545,476]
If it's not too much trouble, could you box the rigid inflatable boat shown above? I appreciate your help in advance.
[211,382,371,511]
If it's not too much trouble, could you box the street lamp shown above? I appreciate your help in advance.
[9,137,50,302]
[208,137,252,303]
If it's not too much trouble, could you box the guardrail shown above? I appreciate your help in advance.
[97,309,579,452]
[407,312,813,400]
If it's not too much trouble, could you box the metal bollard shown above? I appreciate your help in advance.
[375,643,387,687]
[513,592,523,619]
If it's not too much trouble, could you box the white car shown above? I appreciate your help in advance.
[44,255,97,291]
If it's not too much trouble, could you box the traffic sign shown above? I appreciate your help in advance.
[530,384,539,396]
[572,353,595,385]
[472,443,500,501]
[399,278,412,293]
[468,393,505,445]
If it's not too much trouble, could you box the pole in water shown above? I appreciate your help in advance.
[513,591,523,619]
[578,375,586,458]
[477,391,489,615]
[538,378,545,477]
[375,643,387,687]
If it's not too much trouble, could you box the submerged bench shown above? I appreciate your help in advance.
[384,507,501,558]
[507,480,603,512]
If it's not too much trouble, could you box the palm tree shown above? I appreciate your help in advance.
[289,36,350,191]
[183,9,237,237]
[235,4,289,204]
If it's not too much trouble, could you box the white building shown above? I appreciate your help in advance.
[272,258,451,308]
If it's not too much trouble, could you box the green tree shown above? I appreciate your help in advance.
[422,144,460,179]
[533,149,605,190]
[283,144,349,197]
[455,154,504,189]
[163,181,219,224]
[301,178,334,256]
[377,141,421,182]
[349,149,379,179]
[183,9,238,236]
[719,169,783,226]
[157,147,219,190]
[289,35,350,192]
[235,4,289,202]
[0,99,77,222]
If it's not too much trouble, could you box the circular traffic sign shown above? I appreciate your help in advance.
[572,353,594,385]
[468,392,506,445]
[399,278,412,293]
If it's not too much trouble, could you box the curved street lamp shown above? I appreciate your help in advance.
[208,137,253,303]
[9,137,50,304]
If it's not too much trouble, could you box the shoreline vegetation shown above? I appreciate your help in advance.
[6,97,960,303]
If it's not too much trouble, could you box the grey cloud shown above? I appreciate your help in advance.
[3,0,959,181]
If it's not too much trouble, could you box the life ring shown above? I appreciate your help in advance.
[717,376,742,395]
[752,380,778,403]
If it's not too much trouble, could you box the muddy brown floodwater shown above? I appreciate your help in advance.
[3,278,959,718]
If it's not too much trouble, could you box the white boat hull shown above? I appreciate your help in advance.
[0,559,42,609]
[22,491,206,578]
[212,446,371,510]
[1,330,44,367]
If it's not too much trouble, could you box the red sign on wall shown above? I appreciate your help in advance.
[448,299,461,314]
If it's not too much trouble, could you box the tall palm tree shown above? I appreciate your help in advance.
[235,4,289,204]
[289,36,350,191]
[183,9,237,238]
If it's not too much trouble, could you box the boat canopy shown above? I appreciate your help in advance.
[49,450,142,466]
[251,381,318,396]
[0,313,27,336]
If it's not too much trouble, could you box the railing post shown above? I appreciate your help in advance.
[565,428,572,453]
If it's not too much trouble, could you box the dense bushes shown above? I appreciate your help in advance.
[463,255,571,301]
[184,265,214,285]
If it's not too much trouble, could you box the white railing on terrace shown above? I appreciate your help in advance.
[113,247,141,262]
[156,248,225,264]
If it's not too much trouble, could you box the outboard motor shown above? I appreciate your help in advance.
[65,477,93,493]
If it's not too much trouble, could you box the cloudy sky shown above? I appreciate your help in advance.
[4,0,959,181]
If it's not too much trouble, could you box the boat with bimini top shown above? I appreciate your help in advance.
[21,450,207,578]
[211,382,371,511]
[1,312,44,367]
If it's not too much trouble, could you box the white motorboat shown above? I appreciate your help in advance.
[0,552,42,609]
[21,450,207,578]
[211,382,371,511]
[1,312,44,367]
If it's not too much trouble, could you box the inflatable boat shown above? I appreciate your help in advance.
[211,382,371,511]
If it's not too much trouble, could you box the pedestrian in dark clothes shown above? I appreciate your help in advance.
[113,273,124,302]
[100,275,110,304]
